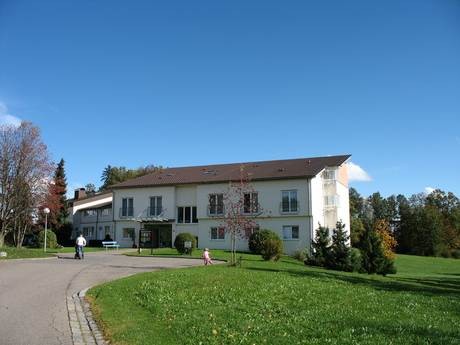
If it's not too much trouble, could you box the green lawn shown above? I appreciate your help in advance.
[88,252,460,345]
[0,246,106,259]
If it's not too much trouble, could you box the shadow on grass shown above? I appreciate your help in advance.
[245,265,460,297]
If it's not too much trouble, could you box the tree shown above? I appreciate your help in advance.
[0,122,52,247]
[100,164,163,190]
[309,224,331,267]
[218,165,262,265]
[40,159,68,233]
[374,219,397,260]
[360,223,396,276]
[328,221,351,271]
[85,183,96,195]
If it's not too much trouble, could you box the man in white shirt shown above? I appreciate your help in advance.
[75,233,87,259]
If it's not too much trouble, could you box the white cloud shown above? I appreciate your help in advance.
[0,102,22,127]
[347,162,372,182]
[424,186,435,195]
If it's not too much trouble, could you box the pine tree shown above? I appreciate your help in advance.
[329,221,352,271]
[309,224,331,267]
[360,225,396,276]
[55,159,68,226]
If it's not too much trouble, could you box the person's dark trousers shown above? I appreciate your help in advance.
[77,245,84,259]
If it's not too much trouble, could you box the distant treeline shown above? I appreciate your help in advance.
[99,165,163,191]
[350,188,460,258]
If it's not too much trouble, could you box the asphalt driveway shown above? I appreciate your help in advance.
[0,251,203,345]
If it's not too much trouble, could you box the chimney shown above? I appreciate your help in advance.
[74,188,86,200]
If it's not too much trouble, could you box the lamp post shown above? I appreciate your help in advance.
[43,208,50,252]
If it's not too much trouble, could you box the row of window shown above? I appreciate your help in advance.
[210,225,300,241]
[80,225,112,239]
[82,208,111,217]
[120,190,299,218]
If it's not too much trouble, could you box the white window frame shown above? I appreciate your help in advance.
[282,225,300,240]
[323,168,337,181]
[243,192,259,214]
[83,226,95,239]
[208,194,224,215]
[121,197,134,217]
[122,227,135,239]
[210,227,225,240]
[177,206,198,224]
[150,196,162,216]
[101,208,111,216]
[281,190,298,213]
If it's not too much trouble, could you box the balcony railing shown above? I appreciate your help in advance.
[207,205,224,217]
[119,207,134,218]
[279,201,299,214]
[146,206,164,218]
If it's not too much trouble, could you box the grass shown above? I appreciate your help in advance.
[0,246,106,259]
[88,252,460,345]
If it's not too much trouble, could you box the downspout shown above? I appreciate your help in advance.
[307,178,314,254]
[95,207,99,241]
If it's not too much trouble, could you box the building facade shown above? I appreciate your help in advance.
[104,155,351,254]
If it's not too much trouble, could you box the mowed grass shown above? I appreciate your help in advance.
[0,246,105,259]
[88,253,460,345]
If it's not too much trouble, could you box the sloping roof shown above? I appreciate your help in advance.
[110,155,351,189]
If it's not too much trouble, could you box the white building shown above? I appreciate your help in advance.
[102,155,351,254]
[70,189,114,242]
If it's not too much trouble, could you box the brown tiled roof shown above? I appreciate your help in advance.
[110,155,351,189]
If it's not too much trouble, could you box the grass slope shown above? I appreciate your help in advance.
[88,253,460,345]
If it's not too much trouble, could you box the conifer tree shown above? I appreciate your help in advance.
[309,224,331,267]
[329,221,352,271]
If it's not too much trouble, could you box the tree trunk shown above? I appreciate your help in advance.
[0,232,5,248]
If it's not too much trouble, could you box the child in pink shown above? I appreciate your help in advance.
[203,248,213,265]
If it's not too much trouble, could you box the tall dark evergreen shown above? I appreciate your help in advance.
[309,225,331,267]
[360,226,395,276]
[329,221,352,271]
[55,159,68,226]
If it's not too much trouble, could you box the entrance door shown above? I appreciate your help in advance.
[141,224,172,248]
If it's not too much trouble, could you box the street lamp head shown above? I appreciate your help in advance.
[43,208,50,214]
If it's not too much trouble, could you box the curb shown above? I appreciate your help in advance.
[67,287,107,345]
[0,256,57,262]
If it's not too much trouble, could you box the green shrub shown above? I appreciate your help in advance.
[452,249,460,259]
[249,229,279,254]
[37,230,58,249]
[174,232,197,255]
[350,248,363,272]
[292,249,307,262]
[261,238,283,261]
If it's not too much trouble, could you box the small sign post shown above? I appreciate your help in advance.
[184,241,192,255]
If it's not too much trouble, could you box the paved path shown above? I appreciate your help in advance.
[0,251,203,345]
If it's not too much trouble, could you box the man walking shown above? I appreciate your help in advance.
[75,233,87,259]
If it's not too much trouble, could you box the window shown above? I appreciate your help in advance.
[101,208,111,216]
[177,206,198,223]
[150,196,162,216]
[83,209,96,217]
[283,225,299,240]
[121,198,134,217]
[104,225,111,237]
[243,192,258,214]
[324,195,340,207]
[281,190,298,213]
[211,227,225,240]
[209,194,224,215]
[244,226,259,238]
[323,168,336,181]
[123,228,135,239]
[83,226,94,238]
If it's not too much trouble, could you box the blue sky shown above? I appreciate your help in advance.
[0,0,459,198]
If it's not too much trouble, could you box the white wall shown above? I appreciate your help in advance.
[113,186,176,220]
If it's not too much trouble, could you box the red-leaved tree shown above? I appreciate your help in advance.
[217,165,262,265]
